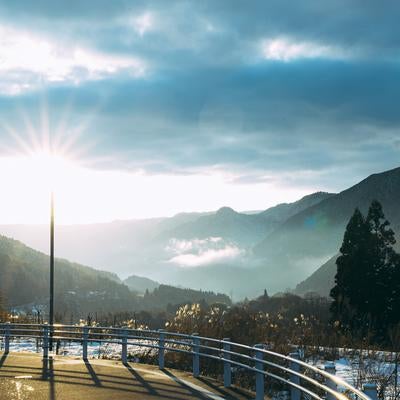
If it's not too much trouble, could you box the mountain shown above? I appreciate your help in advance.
[0,234,134,314]
[0,215,201,278]
[255,167,400,260]
[161,206,271,246]
[160,192,334,247]
[0,193,332,284]
[294,255,338,297]
[0,235,231,317]
[124,275,160,294]
[258,192,334,231]
[259,167,400,295]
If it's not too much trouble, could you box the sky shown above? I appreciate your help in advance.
[0,1,399,224]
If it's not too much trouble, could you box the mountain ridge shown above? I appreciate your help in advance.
[288,166,400,297]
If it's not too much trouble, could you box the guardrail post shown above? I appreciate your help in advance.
[363,383,378,400]
[289,351,301,400]
[4,322,10,354]
[82,326,89,360]
[121,329,128,363]
[324,361,337,400]
[42,324,49,360]
[158,329,165,369]
[223,338,231,387]
[254,344,264,400]
[192,333,200,378]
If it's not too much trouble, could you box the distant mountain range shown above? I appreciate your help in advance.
[1,166,399,300]
[161,192,334,246]
[0,235,230,317]
[0,191,333,298]
[266,166,400,297]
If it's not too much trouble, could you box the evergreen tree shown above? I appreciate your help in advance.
[330,208,370,331]
[365,200,397,330]
[387,251,400,326]
[331,200,400,339]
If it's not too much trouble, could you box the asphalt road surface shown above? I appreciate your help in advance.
[0,353,256,399]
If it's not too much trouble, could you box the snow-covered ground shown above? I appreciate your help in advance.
[1,337,157,360]
[311,353,399,399]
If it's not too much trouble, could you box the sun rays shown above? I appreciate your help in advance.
[0,94,100,167]
[0,97,309,225]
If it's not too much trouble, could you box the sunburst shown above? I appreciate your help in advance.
[0,96,102,191]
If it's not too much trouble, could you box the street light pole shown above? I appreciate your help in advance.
[49,191,55,350]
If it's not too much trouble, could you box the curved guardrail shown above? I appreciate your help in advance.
[0,323,377,400]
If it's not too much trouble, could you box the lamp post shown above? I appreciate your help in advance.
[49,191,55,350]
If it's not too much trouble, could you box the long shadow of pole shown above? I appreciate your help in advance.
[0,353,8,368]
[123,362,158,395]
[42,357,56,400]
[161,369,210,400]
[84,359,102,387]
[197,376,252,399]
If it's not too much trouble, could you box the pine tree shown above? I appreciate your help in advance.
[387,252,400,326]
[331,200,400,339]
[365,200,397,330]
[330,208,370,331]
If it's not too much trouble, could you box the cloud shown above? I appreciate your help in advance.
[261,37,347,61]
[167,237,244,267]
[0,0,399,197]
[0,25,146,94]
[128,12,154,36]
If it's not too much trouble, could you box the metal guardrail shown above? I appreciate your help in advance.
[0,323,378,400]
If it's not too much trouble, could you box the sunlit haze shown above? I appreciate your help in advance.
[0,151,311,224]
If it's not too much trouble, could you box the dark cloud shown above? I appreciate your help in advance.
[0,1,399,192]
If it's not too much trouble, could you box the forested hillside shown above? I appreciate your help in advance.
[0,235,230,320]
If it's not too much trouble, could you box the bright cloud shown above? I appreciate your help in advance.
[167,237,244,268]
[261,37,345,61]
[130,12,154,36]
[0,26,146,94]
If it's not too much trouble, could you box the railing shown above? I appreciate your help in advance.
[0,323,378,400]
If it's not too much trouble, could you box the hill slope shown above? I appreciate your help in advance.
[255,167,400,294]
[294,255,338,297]
[255,167,400,260]
[161,192,334,247]
[0,234,134,314]
[123,275,160,294]
[0,235,231,317]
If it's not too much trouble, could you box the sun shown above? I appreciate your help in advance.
[25,150,75,191]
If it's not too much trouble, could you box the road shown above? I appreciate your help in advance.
[0,353,255,399]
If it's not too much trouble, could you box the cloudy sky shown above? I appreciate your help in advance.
[0,1,399,223]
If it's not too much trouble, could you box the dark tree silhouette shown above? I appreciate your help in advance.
[330,208,370,331]
[365,200,397,330]
[330,200,400,340]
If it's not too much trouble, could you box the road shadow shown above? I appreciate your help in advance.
[123,362,158,395]
[197,376,253,399]
[2,355,240,399]
[0,353,8,368]
[84,359,102,387]
[161,369,210,400]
